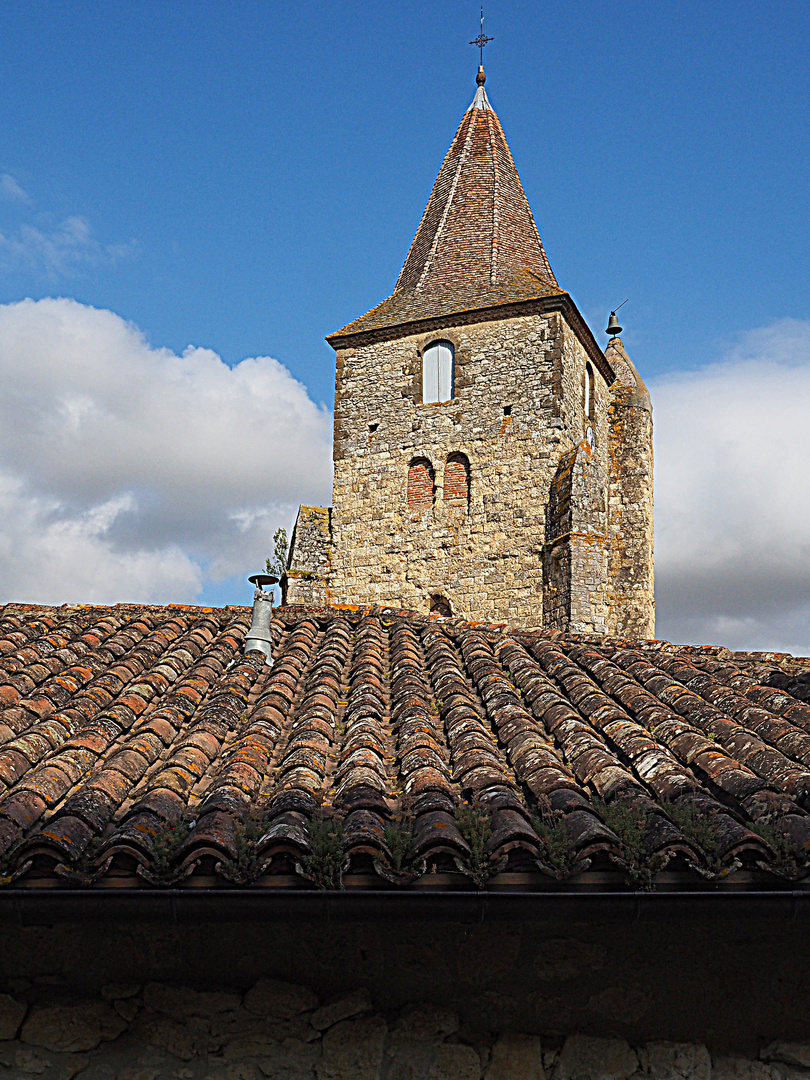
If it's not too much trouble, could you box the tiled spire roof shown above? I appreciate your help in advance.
[396,76,558,295]
[330,72,564,343]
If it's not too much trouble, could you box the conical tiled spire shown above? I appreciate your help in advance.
[330,72,564,342]
[396,77,557,295]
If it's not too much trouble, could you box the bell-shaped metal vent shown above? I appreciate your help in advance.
[245,573,278,664]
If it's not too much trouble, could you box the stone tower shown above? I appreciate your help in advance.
[287,66,654,636]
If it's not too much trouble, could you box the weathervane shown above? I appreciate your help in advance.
[470,7,493,67]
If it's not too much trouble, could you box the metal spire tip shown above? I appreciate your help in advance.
[469,5,493,79]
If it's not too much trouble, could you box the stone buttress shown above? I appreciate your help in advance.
[284,505,332,606]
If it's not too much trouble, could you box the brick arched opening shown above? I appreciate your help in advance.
[444,452,470,507]
[407,457,435,511]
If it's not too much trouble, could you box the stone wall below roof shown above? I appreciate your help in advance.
[0,975,808,1080]
[3,908,810,1069]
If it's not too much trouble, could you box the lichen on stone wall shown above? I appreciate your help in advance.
[286,506,333,607]
[289,309,654,638]
[605,336,655,638]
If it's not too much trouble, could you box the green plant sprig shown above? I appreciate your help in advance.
[454,802,507,888]
[298,809,347,890]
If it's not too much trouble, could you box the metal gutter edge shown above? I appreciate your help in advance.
[2,890,810,926]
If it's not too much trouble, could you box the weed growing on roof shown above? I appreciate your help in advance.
[455,802,507,888]
[750,820,810,880]
[142,816,197,885]
[594,797,670,891]
[217,814,269,885]
[298,809,346,890]
[665,799,725,877]
[374,798,426,885]
[531,795,581,879]
[384,816,416,871]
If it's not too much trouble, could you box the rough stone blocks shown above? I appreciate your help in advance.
[288,308,654,636]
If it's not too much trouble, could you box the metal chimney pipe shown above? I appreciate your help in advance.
[245,574,278,665]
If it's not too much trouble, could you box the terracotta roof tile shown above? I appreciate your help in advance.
[0,601,810,890]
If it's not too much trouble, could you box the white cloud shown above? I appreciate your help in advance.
[653,318,810,655]
[0,174,135,277]
[4,299,804,652]
[0,298,333,606]
[0,173,31,204]
[0,216,138,277]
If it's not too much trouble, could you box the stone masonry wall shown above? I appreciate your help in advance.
[604,337,655,638]
[542,446,577,628]
[285,506,333,606]
[328,312,614,628]
[3,910,810,1077]
[558,324,611,633]
[1,978,807,1080]
[543,442,611,635]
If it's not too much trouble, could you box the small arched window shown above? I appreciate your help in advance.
[407,457,435,510]
[444,452,470,508]
[422,341,454,404]
[584,363,595,422]
[430,594,452,616]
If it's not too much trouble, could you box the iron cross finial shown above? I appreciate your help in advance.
[469,7,493,67]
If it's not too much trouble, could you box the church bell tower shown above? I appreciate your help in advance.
[286,58,654,637]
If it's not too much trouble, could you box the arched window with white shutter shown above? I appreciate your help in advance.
[422,341,454,404]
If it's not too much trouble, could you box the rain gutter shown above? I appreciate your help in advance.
[2,889,810,926]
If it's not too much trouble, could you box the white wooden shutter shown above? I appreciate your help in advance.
[423,342,453,404]
[422,346,440,403]
[437,342,453,402]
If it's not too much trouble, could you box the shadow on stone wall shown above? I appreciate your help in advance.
[0,973,807,1080]
[2,907,810,1076]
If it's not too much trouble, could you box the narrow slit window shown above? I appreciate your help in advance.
[584,363,596,422]
[422,341,454,404]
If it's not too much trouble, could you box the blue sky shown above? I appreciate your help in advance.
[0,1,809,651]
[3,1,808,400]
